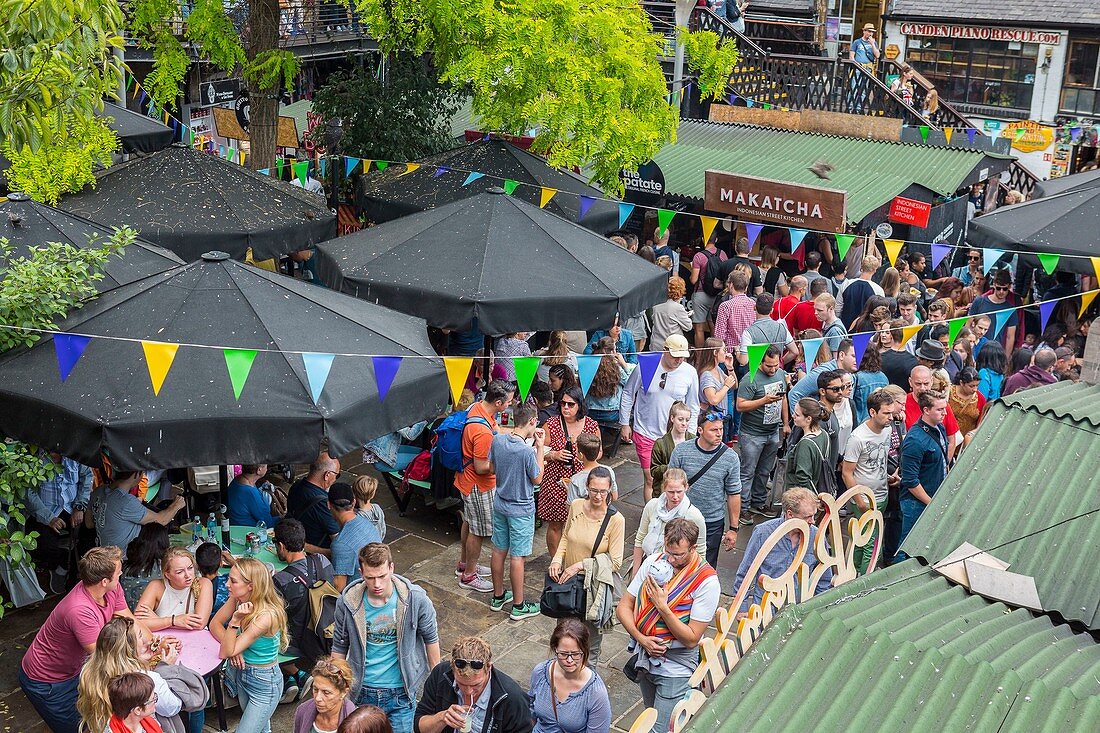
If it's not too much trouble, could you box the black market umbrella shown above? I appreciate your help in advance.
[0,252,449,469]
[1032,168,1100,198]
[1,192,183,291]
[967,187,1100,275]
[315,189,668,333]
[355,139,619,234]
[97,101,175,154]
[59,144,336,262]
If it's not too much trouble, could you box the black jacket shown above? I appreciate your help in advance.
[414,662,532,733]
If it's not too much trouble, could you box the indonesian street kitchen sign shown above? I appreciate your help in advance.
[899,23,1062,46]
[704,171,848,233]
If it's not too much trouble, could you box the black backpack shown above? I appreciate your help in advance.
[702,250,725,297]
[281,555,339,664]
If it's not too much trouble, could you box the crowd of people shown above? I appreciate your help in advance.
[17,213,1093,733]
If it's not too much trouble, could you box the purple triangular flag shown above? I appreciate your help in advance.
[371,356,402,402]
[931,242,952,271]
[789,229,808,253]
[54,333,91,382]
[639,353,663,393]
[852,332,874,369]
[745,223,764,248]
[727,93,737,105]
[1039,300,1058,335]
[966,128,976,145]
[578,195,596,221]
[433,166,449,178]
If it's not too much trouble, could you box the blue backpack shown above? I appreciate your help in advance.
[433,411,493,472]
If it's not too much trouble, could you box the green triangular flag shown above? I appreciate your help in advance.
[746,343,769,383]
[512,357,540,401]
[657,209,676,238]
[1037,253,1060,275]
[1015,128,1026,142]
[224,349,258,400]
[763,103,772,110]
[503,179,520,195]
[276,158,285,179]
[919,125,930,143]
[293,160,309,186]
[836,233,856,259]
[947,318,967,347]
[375,161,389,172]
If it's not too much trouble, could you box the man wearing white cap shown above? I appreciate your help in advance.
[620,335,701,501]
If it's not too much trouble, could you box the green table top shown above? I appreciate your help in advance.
[172,524,287,573]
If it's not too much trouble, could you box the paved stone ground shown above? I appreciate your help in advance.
[0,445,767,732]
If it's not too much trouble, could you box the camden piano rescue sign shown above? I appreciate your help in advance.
[704,171,848,233]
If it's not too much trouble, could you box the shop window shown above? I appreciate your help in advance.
[1061,40,1100,115]
[907,37,1037,110]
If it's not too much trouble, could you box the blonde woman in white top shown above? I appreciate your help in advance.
[135,546,213,631]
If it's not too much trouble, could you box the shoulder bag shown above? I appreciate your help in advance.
[540,505,617,618]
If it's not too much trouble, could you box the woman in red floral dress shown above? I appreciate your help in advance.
[537,386,600,557]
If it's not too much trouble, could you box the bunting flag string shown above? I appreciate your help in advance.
[399,163,420,177]
[946,318,966,348]
[1037,253,1060,276]
[539,187,558,209]
[744,223,764,249]
[6,288,1096,400]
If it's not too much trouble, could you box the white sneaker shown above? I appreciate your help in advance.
[458,574,494,593]
[455,563,491,577]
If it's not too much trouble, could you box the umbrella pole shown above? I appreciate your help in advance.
[483,335,493,391]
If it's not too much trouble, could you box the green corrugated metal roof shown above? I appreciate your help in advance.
[653,119,1015,222]
[685,561,1100,732]
[902,380,1100,631]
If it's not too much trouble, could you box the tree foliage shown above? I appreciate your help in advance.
[2,117,119,205]
[681,30,740,101]
[311,54,462,163]
[347,0,723,192]
[0,228,134,613]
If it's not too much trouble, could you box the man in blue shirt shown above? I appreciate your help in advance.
[328,482,382,590]
[849,24,880,68]
[787,338,858,412]
[26,453,93,592]
[897,390,949,558]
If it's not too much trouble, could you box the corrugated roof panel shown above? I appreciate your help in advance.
[901,382,1100,631]
[684,562,1100,732]
[653,119,1013,221]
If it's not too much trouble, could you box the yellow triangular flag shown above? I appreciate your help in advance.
[901,324,923,345]
[944,127,953,144]
[699,216,719,245]
[1081,290,1098,318]
[142,341,180,396]
[443,357,474,406]
[399,163,421,177]
[1091,257,1100,282]
[540,187,558,209]
[239,151,246,166]
[883,238,904,266]
[363,159,373,173]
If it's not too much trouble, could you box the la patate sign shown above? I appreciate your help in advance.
[704,171,848,233]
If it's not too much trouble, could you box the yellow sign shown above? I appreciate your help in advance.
[628,488,884,733]
[885,44,900,60]
[1001,120,1054,153]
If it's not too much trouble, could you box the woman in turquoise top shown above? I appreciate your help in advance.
[975,340,1006,400]
[211,557,289,733]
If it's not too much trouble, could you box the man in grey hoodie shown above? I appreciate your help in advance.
[332,542,441,733]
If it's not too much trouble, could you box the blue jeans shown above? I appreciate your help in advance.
[19,668,80,733]
[226,664,282,733]
[357,686,415,733]
[739,430,781,510]
[638,669,692,733]
[896,497,927,562]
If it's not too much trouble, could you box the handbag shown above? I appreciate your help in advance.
[540,506,616,619]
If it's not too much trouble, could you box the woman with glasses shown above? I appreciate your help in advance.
[104,672,163,733]
[529,618,612,733]
[210,557,289,733]
[76,617,189,733]
[537,386,600,558]
[786,399,831,492]
[549,468,624,665]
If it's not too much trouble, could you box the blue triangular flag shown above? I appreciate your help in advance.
[462,172,485,186]
[302,353,336,404]
[433,166,449,178]
[801,338,823,368]
[727,93,737,105]
[745,99,754,108]
[745,223,764,248]
[576,355,601,396]
[53,333,91,382]
[1039,300,1058,335]
[345,157,361,177]
[982,248,1005,274]
[966,128,976,144]
[578,196,596,221]
[258,168,270,176]
[618,203,635,228]
[371,356,402,402]
[639,353,663,393]
[319,157,327,178]
[789,229,808,253]
[993,309,1013,338]
[852,332,874,369]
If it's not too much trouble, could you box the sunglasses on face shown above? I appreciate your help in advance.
[824,385,844,392]
[560,400,578,407]
[968,255,980,261]
[992,286,1009,292]
[453,658,486,671]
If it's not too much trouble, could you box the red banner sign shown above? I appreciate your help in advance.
[888,196,932,228]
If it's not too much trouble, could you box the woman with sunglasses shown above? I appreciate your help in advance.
[210,557,290,733]
[537,386,600,558]
[786,399,831,492]
[549,468,624,665]
[529,618,612,733]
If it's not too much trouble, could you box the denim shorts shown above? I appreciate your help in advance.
[492,512,535,557]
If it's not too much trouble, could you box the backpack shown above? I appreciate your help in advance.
[702,250,725,297]
[283,555,340,663]
[433,411,493,472]
[801,432,840,497]
[401,449,432,493]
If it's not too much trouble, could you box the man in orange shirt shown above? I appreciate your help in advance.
[454,380,516,592]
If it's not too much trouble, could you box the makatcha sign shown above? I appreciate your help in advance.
[704,171,848,233]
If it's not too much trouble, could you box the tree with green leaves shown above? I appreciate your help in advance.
[0,228,134,613]
[310,54,462,163]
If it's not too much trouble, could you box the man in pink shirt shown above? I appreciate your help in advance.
[20,545,135,733]
[712,270,755,354]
